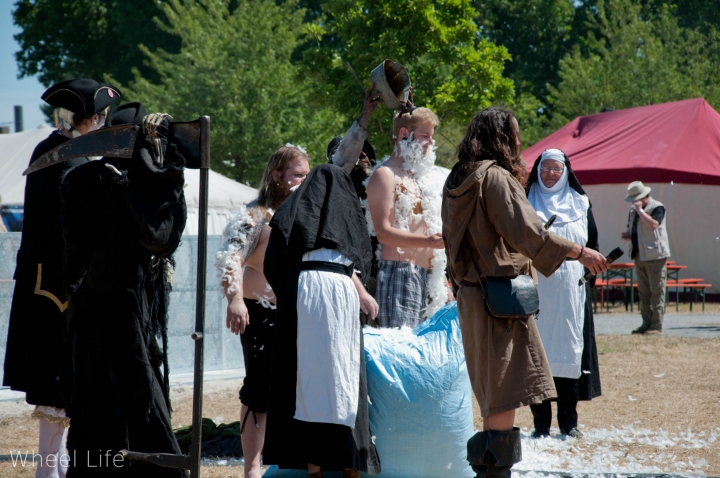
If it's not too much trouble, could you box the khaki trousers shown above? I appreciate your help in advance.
[635,258,667,331]
[456,284,556,417]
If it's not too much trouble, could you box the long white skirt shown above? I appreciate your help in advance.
[295,249,360,427]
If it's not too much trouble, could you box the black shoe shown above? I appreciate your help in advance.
[563,428,584,439]
[531,428,550,439]
[631,326,649,334]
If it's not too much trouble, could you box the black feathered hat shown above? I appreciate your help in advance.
[105,102,147,127]
[41,78,121,118]
[326,135,376,163]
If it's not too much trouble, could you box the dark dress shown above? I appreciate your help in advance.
[60,133,188,477]
[3,131,88,409]
[262,165,380,473]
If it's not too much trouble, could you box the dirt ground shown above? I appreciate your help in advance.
[1,334,719,477]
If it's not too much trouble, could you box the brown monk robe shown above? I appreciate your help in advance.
[442,160,575,417]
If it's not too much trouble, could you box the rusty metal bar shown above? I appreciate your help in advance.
[188,115,211,477]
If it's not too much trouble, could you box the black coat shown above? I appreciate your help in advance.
[60,138,188,477]
[3,131,88,408]
[263,165,380,473]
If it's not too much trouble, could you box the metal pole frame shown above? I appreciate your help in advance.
[121,115,211,477]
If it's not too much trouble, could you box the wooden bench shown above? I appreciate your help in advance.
[666,282,712,311]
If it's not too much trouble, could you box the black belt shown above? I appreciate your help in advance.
[299,261,353,277]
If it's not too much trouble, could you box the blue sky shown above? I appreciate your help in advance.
[0,0,49,132]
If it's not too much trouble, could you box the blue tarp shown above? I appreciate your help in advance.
[264,302,474,477]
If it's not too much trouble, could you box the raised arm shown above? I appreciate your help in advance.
[330,84,382,174]
[366,167,444,250]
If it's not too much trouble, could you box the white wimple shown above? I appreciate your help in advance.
[363,136,448,319]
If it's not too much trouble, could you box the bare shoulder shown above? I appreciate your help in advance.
[368,164,399,189]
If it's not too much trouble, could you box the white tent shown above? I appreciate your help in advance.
[0,125,258,235]
[183,168,258,235]
[0,124,55,204]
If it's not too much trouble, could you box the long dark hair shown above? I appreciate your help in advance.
[456,107,528,185]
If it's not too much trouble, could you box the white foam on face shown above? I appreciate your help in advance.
[515,424,718,476]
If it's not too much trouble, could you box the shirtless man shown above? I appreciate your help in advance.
[217,145,310,478]
[366,107,447,328]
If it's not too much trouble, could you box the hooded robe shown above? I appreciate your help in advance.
[59,116,188,477]
[263,164,380,473]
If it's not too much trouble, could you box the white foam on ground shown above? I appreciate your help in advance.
[516,424,718,476]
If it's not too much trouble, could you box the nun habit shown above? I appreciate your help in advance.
[525,149,601,434]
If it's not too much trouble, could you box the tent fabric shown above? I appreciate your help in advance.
[523,98,720,185]
[0,125,55,204]
[0,125,258,235]
[523,98,720,293]
[583,183,720,294]
[183,168,257,235]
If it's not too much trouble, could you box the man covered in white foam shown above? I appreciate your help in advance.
[366,107,449,328]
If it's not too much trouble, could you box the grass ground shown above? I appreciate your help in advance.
[1,334,719,477]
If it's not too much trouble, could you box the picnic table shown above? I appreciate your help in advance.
[592,261,712,312]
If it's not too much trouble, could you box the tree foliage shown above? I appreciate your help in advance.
[12,0,180,87]
[300,0,514,161]
[123,0,342,185]
[546,0,720,128]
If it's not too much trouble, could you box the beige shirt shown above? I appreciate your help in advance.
[441,161,574,290]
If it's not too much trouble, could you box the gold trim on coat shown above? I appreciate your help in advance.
[34,264,68,312]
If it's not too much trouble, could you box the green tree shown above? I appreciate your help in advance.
[13,0,179,87]
[123,0,342,185]
[474,0,582,102]
[300,0,514,163]
[546,0,720,128]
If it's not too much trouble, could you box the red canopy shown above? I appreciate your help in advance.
[523,98,720,185]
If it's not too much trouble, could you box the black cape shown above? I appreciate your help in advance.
[263,164,380,473]
[3,131,88,408]
[60,118,188,477]
[526,153,602,401]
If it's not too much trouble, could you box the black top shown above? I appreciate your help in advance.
[631,206,666,259]
[265,163,373,290]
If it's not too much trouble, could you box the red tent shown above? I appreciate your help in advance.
[523,98,720,185]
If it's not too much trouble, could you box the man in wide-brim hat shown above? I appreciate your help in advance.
[2,77,120,478]
[621,180,671,335]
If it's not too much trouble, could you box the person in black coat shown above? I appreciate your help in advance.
[59,107,189,477]
[263,164,381,477]
[2,78,120,478]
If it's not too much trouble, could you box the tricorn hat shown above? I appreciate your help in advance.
[625,181,652,202]
[326,136,376,163]
[371,60,410,109]
[105,102,148,127]
[42,78,121,119]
